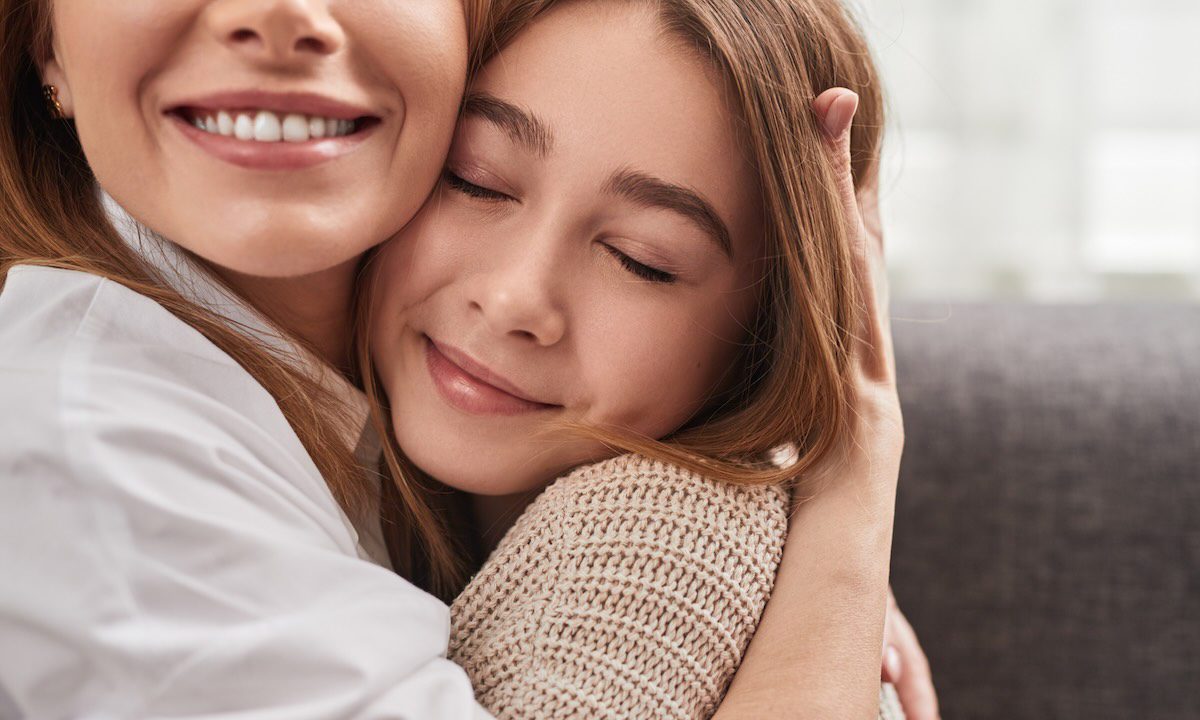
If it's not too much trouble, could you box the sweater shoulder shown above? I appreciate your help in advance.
[450,454,789,720]
[542,454,790,567]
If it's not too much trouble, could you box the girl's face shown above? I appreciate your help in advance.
[41,0,466,278]
[371,0,764,495]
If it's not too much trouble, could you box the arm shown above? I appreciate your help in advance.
[714,89,904,720]
[714,445,898,719]
[0,326,489,719]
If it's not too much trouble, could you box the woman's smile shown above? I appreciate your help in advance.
[166,89,386,171]
[38,0,467,277]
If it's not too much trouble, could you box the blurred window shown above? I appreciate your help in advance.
[860,0,1200,301]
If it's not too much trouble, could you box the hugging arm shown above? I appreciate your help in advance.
[714,89,911,720]
[0,387,489,719]
[0,274,490,720]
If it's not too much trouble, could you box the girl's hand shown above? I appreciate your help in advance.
[816,90,939,720]
[882,587,942,720]
[811,86,902,478]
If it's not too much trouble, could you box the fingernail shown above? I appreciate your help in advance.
[824,92,859,139]
[884,645,902,680]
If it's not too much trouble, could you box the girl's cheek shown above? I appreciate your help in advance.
[571,299,689,430]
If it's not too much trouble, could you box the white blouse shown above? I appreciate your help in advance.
[0,199,490,718]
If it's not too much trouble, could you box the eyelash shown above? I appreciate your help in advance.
[445,168,676,285]
[605,245,677,284]
[443,169,510,201]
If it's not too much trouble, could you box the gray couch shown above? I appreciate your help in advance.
[890,303,1199,719]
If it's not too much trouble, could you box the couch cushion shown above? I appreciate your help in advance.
[891,303,1200,720]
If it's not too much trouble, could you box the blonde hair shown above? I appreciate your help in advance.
[364,0,885,598]
[0,2,494,537]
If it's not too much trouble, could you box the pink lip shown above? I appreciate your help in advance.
[165,90,384,171]
[167,90,380,120]
[170,116,377,171]
[424,336,558,416]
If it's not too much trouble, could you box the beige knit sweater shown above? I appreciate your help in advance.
[449,454,904,720]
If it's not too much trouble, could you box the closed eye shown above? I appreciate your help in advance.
[443,169,511,202]
[603,244,677,284]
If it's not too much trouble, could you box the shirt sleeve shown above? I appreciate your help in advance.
[0,322,491,719]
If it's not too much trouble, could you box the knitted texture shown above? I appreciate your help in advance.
[449,454,905,720]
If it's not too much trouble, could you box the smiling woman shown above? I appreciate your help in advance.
[0,0,502,717]
[39,0,465,279]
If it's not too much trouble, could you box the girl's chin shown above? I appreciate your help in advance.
[434,474,548,498]
[404,452,551,497]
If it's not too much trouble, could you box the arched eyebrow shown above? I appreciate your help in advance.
[603,168,733,257]
[461,91,554,158]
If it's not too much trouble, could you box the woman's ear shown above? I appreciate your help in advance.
[39,43,74,118]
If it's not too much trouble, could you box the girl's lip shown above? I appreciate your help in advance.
[168,112,379,171]
[423,336,558,416]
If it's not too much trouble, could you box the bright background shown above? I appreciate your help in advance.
[857,0,1200,302]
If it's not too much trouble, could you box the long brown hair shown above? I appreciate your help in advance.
[366,0,885,598]
[0,3,493,526]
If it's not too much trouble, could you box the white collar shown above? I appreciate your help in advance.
[99,190,390,567]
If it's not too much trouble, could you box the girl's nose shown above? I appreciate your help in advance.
[469,249,567,348]
[206,0,345,65]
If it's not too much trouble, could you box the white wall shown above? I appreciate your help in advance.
[857,0,1200,301]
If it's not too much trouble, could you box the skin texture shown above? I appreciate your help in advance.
[370,1,763,496]
[41,0,468,363]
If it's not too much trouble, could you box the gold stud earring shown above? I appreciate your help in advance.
[42,84,65,119]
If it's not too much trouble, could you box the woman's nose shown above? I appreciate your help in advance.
[470,251,567,348]
[206,0,345,65]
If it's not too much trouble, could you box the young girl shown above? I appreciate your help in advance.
[364,0,908,716]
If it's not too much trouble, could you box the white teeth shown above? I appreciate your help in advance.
[282,113,309,143]
[234,114,255,141]
[253,111,282,142]
[190,109,357,142]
